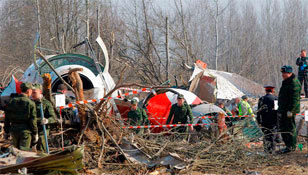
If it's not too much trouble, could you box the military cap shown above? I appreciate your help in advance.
[264,85,275,90]
[177,94,184,99]
[131,99,138,104]
[281,65,293,73]
[32,83,42,90]
[20,82,33,92]
[242,95,248,100]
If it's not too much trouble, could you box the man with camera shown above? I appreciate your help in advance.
[296,49,308,97]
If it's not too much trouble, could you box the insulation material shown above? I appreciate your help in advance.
[189,62,264,102]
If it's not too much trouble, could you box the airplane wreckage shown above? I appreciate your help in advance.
[0,36,266,174]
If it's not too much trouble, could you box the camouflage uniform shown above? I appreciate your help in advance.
[166,103,193,133]
[4,91,37,151]
[34,97,57,152]
[278,73,301,151]
[128,107,149,134]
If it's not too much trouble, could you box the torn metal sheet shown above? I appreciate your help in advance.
[148,153,188,169]
[120,139,188,170]
[120,138,151,164]
[192,104,226,129]
[0,145,83,174]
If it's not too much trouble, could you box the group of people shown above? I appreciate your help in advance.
[3,50,306,154]
[127,52,304,155]
[257,64,301,154]
[3,83,69,152]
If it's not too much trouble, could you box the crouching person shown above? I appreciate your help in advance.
[32,84,57,152]
[128,99,149,135]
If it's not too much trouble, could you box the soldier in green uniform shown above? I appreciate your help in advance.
[55,84,79,126]
[166,94,194,133]
[278,65,301,154]
[127,99,149,134]
[4,83,38,151]
[32,84,57,152]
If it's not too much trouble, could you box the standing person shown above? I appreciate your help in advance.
[56,84,74,104]
[278,65,301,154]
[238,95,254,116]
[127,99,149,135]
[166,94,194,133]
[257,86,278,154]
[296,49,308,97]
[231,97,240,116]
[4,83,38,151]
[31,84,57,152]
[56,84,79,125]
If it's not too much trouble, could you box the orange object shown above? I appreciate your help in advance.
[217,112,229,142]
[196,60,207,69]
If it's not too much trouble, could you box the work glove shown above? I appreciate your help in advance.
[56,118,63,124]
[189,125,194,131]
[287,111,293,118]
[41,118,48,125]
[4,133,10,140]
[33,134,39,144]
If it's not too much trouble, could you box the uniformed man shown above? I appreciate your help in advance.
[278,65,301,154]
[231,97,240,116]
[257,86,278,154]
[32,84,57,152]
[127,99,149,134]
[166,94,193,133]
[56,84,74,104]
[296,49,308,97]
[4,83,38,151]
[238,95,254,116]
[56,84,79,125]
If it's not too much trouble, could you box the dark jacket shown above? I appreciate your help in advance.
[166,103,193,124]
[257,94,278,128]
[296,57,308,75]
[128,108,149,126]
[278,73,301,115]
[4,94,37,134]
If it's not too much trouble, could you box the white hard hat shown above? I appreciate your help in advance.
[132,97,139,103]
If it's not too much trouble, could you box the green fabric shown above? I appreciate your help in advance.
[4,94,37,134]
[166,103,193,124]
[127,108,149,126]
[223,107,232,116]
[238,100,253,116]
[38,130,50,152]
[278,74,301,114]
[233,117,263,140]
[280,113,297,150]
[34,97,57,134]
[11,131,32,151]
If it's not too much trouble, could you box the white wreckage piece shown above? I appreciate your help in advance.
[19,37,117,101]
